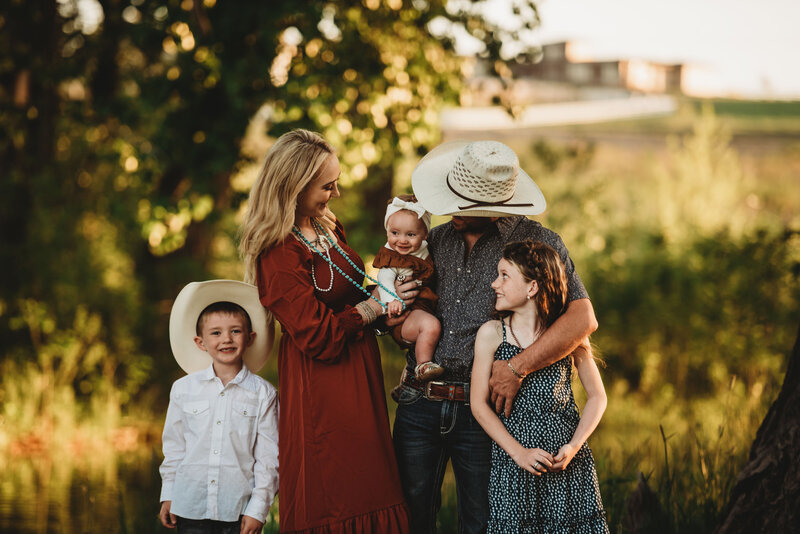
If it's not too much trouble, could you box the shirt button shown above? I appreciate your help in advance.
[214,450,219,454]
[220,392,225,397]
[216,420,221,425]
[210,480,216,484]
[193,409,198,413]
[243,410,248,415]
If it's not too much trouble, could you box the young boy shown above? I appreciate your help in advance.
[160,280,278,534]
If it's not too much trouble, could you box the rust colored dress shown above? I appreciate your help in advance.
[257,221,410,534]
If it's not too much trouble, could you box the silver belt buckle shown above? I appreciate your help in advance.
[424,381,447,401]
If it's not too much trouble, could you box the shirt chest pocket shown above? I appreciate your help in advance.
[182,400,210,436]
[232,401,257,441]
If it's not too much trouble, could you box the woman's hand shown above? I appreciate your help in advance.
[159,501,177,529]
[356,296,385,325]
[240,515,265,534]
[551,442,580,472]
[511,447,553,476]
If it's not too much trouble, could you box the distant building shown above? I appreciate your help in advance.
[516,42,683,93]
[463,41,686,107]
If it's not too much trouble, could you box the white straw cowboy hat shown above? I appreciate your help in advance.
[169,280,274,374]
[411,140,546,217]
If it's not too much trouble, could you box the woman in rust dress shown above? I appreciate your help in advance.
[239,129,412,533]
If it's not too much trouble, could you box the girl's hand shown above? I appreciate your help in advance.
[511,447,553,476]
[240,515,264,534]
[551,442,580,471]
[387,300,404,317]
[159,501,177,528]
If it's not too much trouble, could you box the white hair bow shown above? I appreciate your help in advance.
[384,197,431,231]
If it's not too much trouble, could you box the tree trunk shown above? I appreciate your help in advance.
[715,322,800,533]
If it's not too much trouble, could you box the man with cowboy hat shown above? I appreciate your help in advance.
[390,140,598,533]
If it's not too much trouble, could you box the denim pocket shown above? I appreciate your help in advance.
[392,382,423,405]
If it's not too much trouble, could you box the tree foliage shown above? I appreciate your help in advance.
[0,0,540,419]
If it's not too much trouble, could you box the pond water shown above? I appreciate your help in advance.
[0,443,278,534]
[0,446,164,534]
[0,440,450,533]
[0,439,291,534]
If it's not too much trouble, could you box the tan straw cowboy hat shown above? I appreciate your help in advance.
[169,280,274,374]
[411,140,546,217]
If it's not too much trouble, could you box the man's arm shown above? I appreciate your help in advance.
[489,298,598,417]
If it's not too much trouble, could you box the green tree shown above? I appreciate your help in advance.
[0,0,540,437]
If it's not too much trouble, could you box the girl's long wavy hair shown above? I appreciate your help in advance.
[239,129,336,286]
[494,240,569,338]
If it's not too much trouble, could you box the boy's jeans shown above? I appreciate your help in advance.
[393,393,491,534]
[176,516,241,534]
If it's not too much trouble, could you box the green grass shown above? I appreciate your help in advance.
[696,98,800,117]
[523,97,800,137]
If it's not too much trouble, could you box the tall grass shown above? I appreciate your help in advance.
[0,301,153,455]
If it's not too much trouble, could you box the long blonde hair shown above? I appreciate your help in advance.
[239,129,336,285]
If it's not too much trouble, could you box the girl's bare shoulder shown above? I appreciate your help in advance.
[476,319,504,347]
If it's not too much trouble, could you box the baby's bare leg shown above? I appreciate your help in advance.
[400,310,442,364]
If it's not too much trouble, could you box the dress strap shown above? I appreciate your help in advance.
[501,318,507,343]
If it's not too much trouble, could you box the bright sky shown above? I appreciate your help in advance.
[530,0,800,99]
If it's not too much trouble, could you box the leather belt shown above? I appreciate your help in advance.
[426,381,470,404]
[399,368,470,405]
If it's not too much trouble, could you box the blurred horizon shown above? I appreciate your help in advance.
[461,0,800,100]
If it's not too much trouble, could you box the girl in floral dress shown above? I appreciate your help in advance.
[471,240,608,533]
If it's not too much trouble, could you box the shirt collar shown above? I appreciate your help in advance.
[444,216,522,241]
[496,216,525,241]
[200,364,216,381]
[200,363,250,384]
[229,365,250,385]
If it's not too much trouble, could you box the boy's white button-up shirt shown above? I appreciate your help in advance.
[159,365,279,523]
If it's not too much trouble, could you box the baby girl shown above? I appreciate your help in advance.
[374,195,444,381]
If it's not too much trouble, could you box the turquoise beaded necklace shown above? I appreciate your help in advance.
[291,220,406,313]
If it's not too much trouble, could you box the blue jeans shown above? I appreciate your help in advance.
[393,393,492,534]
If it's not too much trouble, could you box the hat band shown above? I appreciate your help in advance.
[446,171,535,211]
